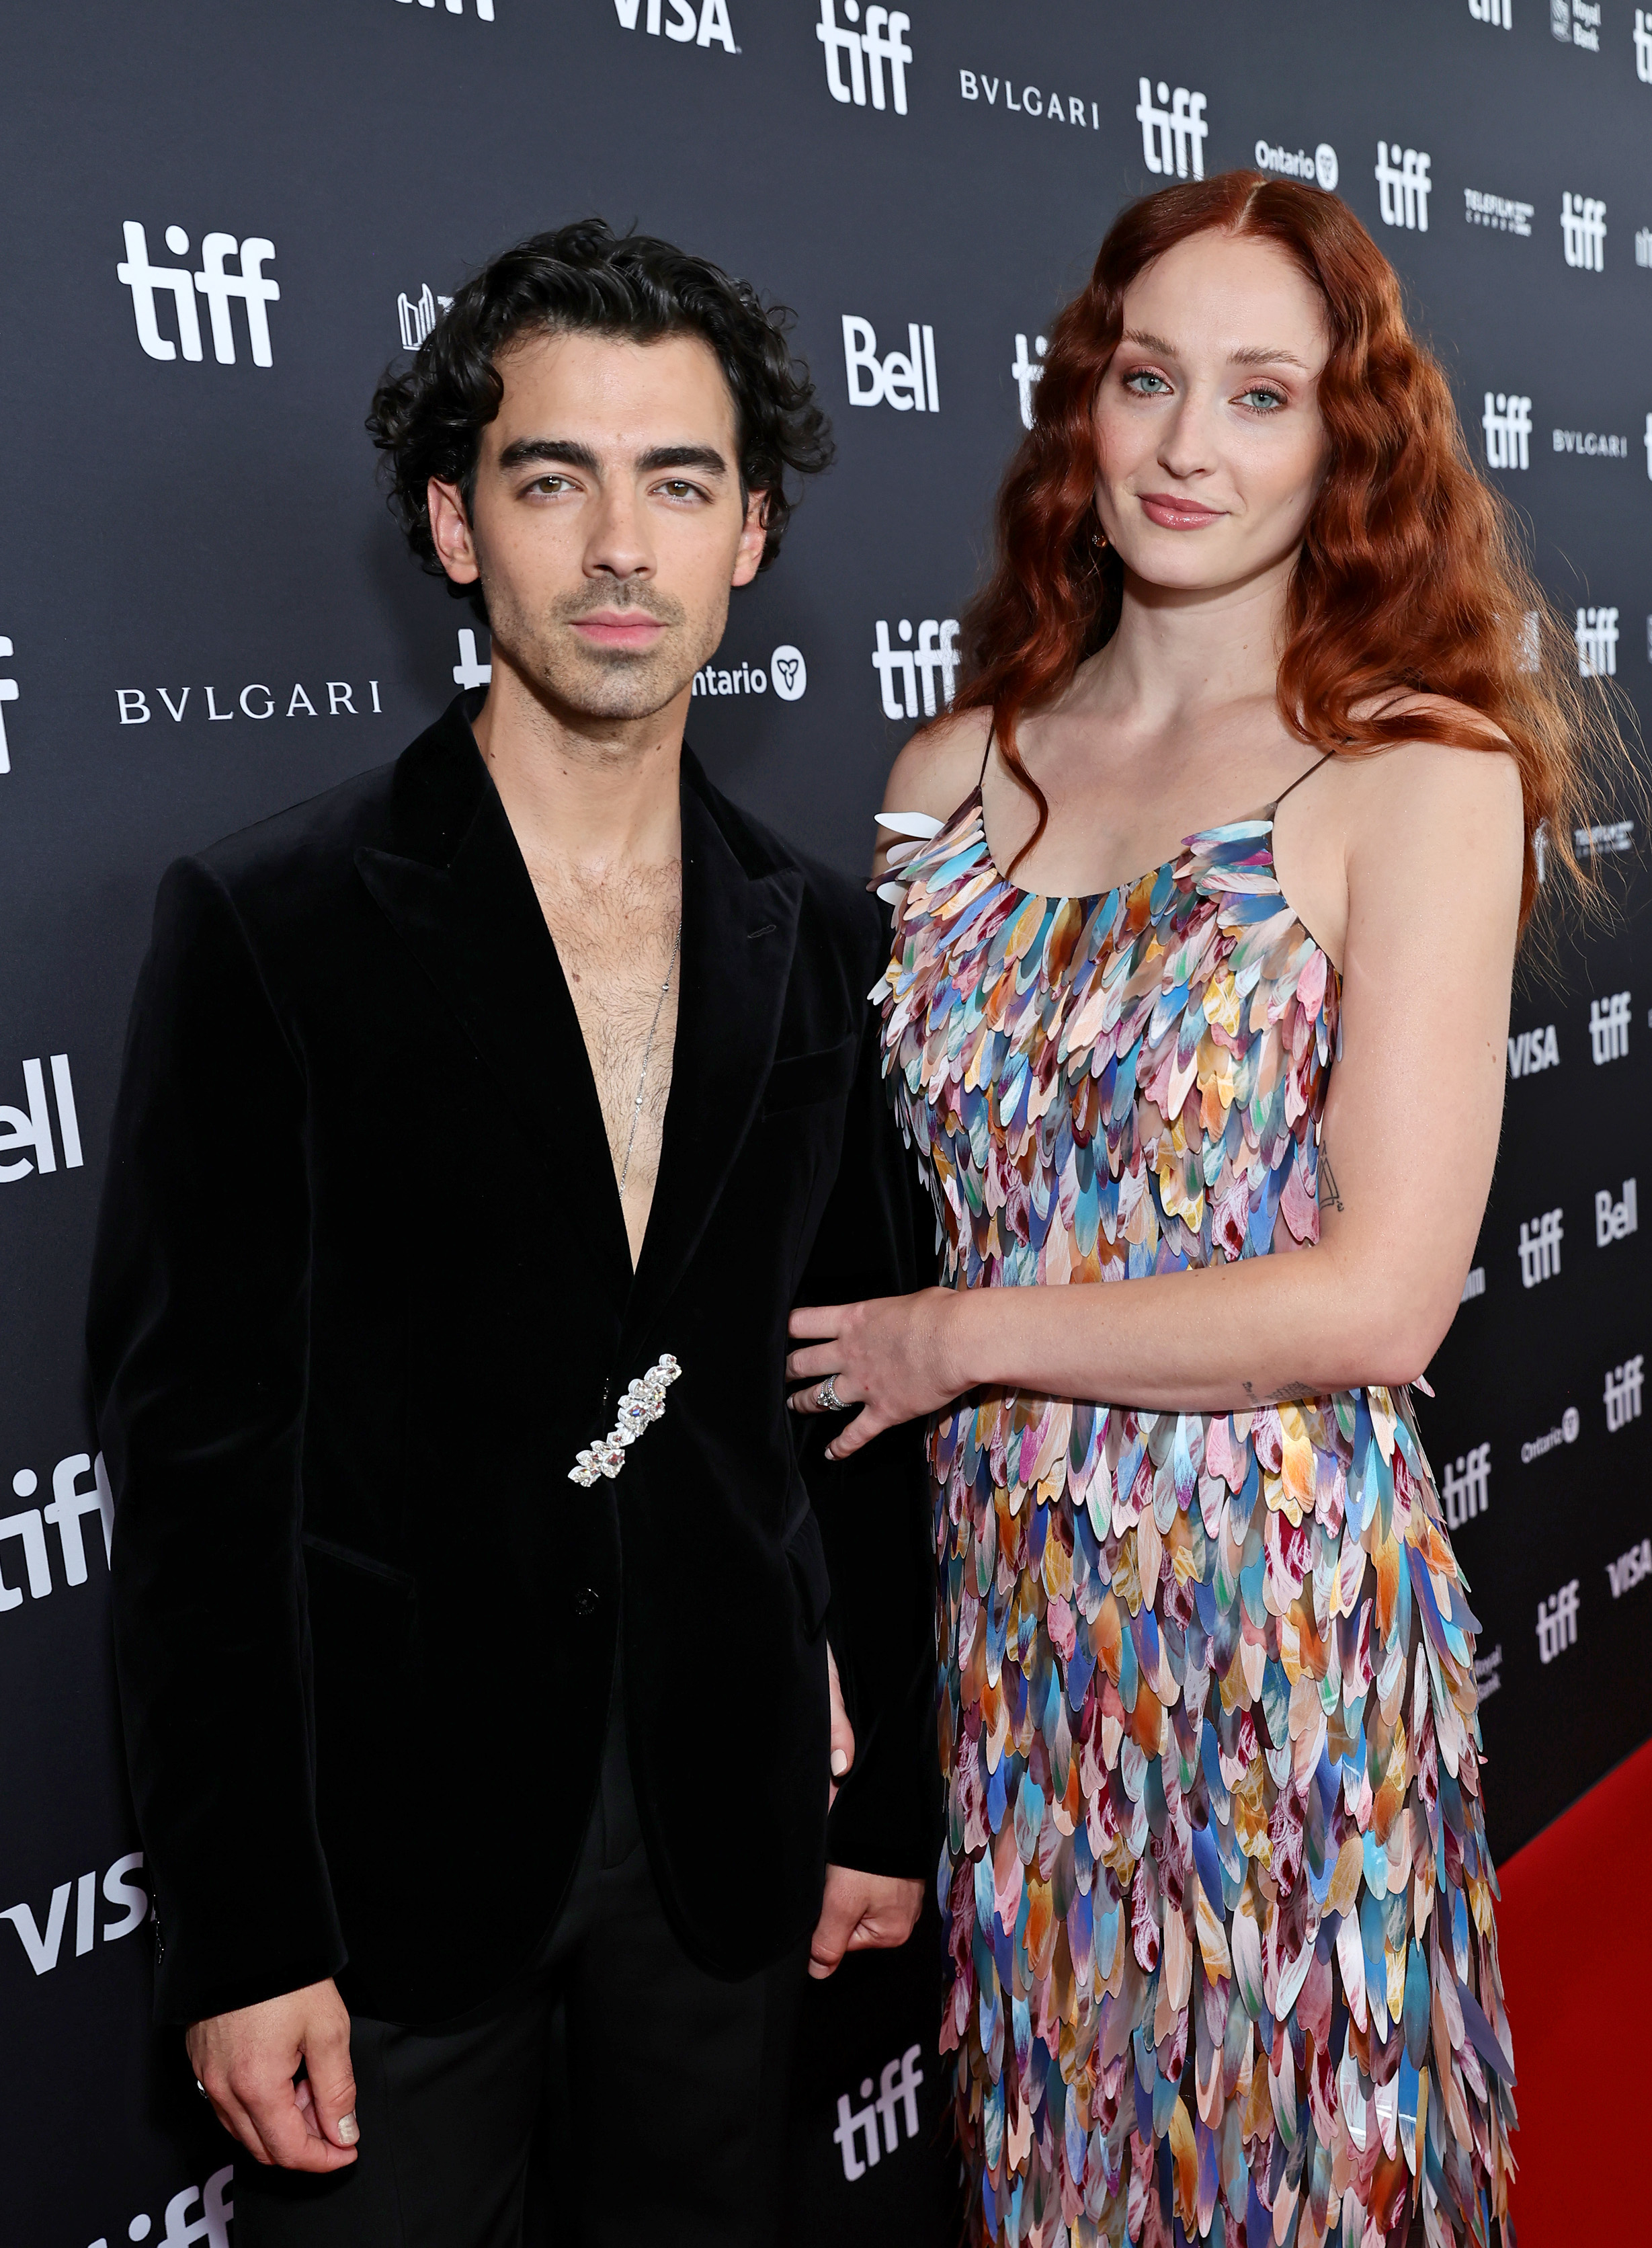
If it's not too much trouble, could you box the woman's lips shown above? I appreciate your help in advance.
[1138,493,1225,530]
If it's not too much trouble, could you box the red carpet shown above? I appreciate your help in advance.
[1495,1739,1652,2245]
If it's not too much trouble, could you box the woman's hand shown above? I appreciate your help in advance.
[787,1287,964,1458]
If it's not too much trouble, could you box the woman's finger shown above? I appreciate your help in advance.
[825,1404,891,1460]
[784,1342,845,1383]
[788,1372,862,1415]
[788,1303,848,1341]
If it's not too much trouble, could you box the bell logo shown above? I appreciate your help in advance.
[612,0,737,49]
[0,1055,82,1183]
[117,223,279,366]
[842,317,939,412]
[0,634,16,774]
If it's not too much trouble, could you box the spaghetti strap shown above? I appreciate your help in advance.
[1273,754,1332,811]
[978,723,995,790]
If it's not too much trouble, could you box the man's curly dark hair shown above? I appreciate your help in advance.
[367,219,833,620]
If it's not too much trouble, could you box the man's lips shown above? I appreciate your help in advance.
[1138,493,1225,529]
[570,614,667,648]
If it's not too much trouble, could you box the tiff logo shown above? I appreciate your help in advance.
[117,224,279,366]
[89,2167,233,2248]
[1482,392,1532,469]
[0,1055,82,1182]
[3,1849,147,1976]
[1552,0,1601,45]
[1469,0,1512,23]
[1011,333,1046,429]
[1440,1441,1491,1530]
[399,0,494,15]
[1596,1177,1638,1244]
[817,1,911,114]
[1638,7,1652,78]
[612,0,737,48]
[1136,80,1208,179]
[1,1451,111,1614]
[1536,1578,1579,1662]
[1589,990,1630,1062]
[833,2044,924,2179]
[1608,1536,1652,1597]
[398,282,452,352]
[1375,143,1432,231]
[842,317,939,411]
[1507,1022,1559,1076]
[1576,606,1618,676]
[1605,1353,1645,1433]
[1517,1205,1563,1287]
[873,618,960,720]
[0,633,16,774]
[1561,192,1606,270]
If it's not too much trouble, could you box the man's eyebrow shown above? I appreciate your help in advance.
[493,438,731,477]
[495,438,600,473]
[636,444,729,477]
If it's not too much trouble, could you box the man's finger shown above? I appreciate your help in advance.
[827,1645,855,1808]
[198,2075,271,2163]
[233,2079,358,2173]
[302,2019,360,2151]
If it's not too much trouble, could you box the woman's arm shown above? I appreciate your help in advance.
[792,737,1525,1451]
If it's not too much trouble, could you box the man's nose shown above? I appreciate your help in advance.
[583,483,655,579]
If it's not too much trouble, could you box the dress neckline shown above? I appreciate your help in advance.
[962,783,1282,908]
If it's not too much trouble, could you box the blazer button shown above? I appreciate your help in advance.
[575,1587,600,1617]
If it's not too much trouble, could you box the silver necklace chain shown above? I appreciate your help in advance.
[617,922,682,1199]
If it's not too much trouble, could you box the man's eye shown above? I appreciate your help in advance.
[531,475,571,493]
[658,480,698,498]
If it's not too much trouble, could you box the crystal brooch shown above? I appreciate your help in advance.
[567,1354,682,1487]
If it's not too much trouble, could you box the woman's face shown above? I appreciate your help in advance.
[1093,229,1332,596]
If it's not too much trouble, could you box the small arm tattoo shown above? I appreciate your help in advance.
[1243,1377,1322,1404]
[1319,1151,1345,1213]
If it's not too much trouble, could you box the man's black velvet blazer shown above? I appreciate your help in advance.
[88,694,937,2029]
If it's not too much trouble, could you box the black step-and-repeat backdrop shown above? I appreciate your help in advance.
[2,3,1648,2241]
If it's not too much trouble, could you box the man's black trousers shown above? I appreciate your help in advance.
[233,1675,807,2248]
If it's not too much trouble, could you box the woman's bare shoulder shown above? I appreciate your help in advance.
[872,709,993,877]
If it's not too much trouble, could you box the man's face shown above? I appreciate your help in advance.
[429,328,767,723]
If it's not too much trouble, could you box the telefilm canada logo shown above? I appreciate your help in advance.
[87,2166,233,2248]
[3,1847,147,1976]
[1464,187,1534,237]
[117,224,279,366]
[1374,143,1432,231]
[1136,80,1208,179]
[612,0,737,50]
[841,316,939,412]
[958,70,1102,133]
[872,617,960,721]
[0,1449,110,1616]
[817,1,911,115]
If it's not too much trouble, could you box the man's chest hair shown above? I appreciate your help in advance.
[532,866,684,1136]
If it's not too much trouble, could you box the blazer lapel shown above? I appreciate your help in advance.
[354,702,634,1296]
[622,753,802,1363]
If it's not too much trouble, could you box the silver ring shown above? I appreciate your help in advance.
[196,2079,209,2100]
[816,1376,842,1412]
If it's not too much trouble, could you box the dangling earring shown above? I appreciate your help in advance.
[1091,523,1110,551]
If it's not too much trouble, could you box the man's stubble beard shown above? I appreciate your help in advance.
[482,572,725,725]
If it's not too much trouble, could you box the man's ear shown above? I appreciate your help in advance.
[428,479,480,586]
[731,489,769,589]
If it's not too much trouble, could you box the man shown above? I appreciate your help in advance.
[89,220,934,2247]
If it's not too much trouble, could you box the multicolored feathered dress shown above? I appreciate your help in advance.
[874,787,1516,2248]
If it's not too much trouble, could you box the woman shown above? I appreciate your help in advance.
[790,174,1612,2247]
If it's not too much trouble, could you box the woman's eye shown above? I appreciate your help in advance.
[1238,387,1286,412]
[1125,371,1171,396]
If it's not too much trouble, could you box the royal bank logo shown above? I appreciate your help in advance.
[1637,7,1652,79]
[1552,0,1601,47]
[1469,0,1511,25]
[958,71,1101,132]
[832,2045,925,2179]
[88,2167,233,2248]
[117,678,386,725]
[1561,192,1606,270]
[1589,990,1631,1062]
[1536,1578,1580,1663]
[398,0,494,17]
[1482,393,1532,469]
[1253,139,1338,189]
[1605,1353,1645,1433]
[842,317,938,411]
[1136,80,1208,179]
[1608,1535,1652,1597]
[1374,143,1432,231]
[693,645,808,700]
[1508,1022,1559,1076]
[1464,188,1534,237]
[613,0,737,50]
[1517,1205,1563,1287]
[0,1055,82,1184]
[2,1848,147,1975]
[817,1,911,114]
[397,282,453,352]
[1521,1404,1579,1462]
[1575,606,1619,676]
[0,635,16,775]
[117,223,279,366]
[1597,1179,1639,1245]
[872,617,959,720]
[1440,1441,1491,1530]
[1,1450,110,1613]
[1011,333,1046,430]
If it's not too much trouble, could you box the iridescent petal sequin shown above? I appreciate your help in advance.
[878,790,1514,2248]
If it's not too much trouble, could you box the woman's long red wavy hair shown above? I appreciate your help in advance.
[956,170,1624,927]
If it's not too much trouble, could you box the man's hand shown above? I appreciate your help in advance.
[827,1643,855,1810]
[810,1866,923,1980]
[185,1978,359,2171]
